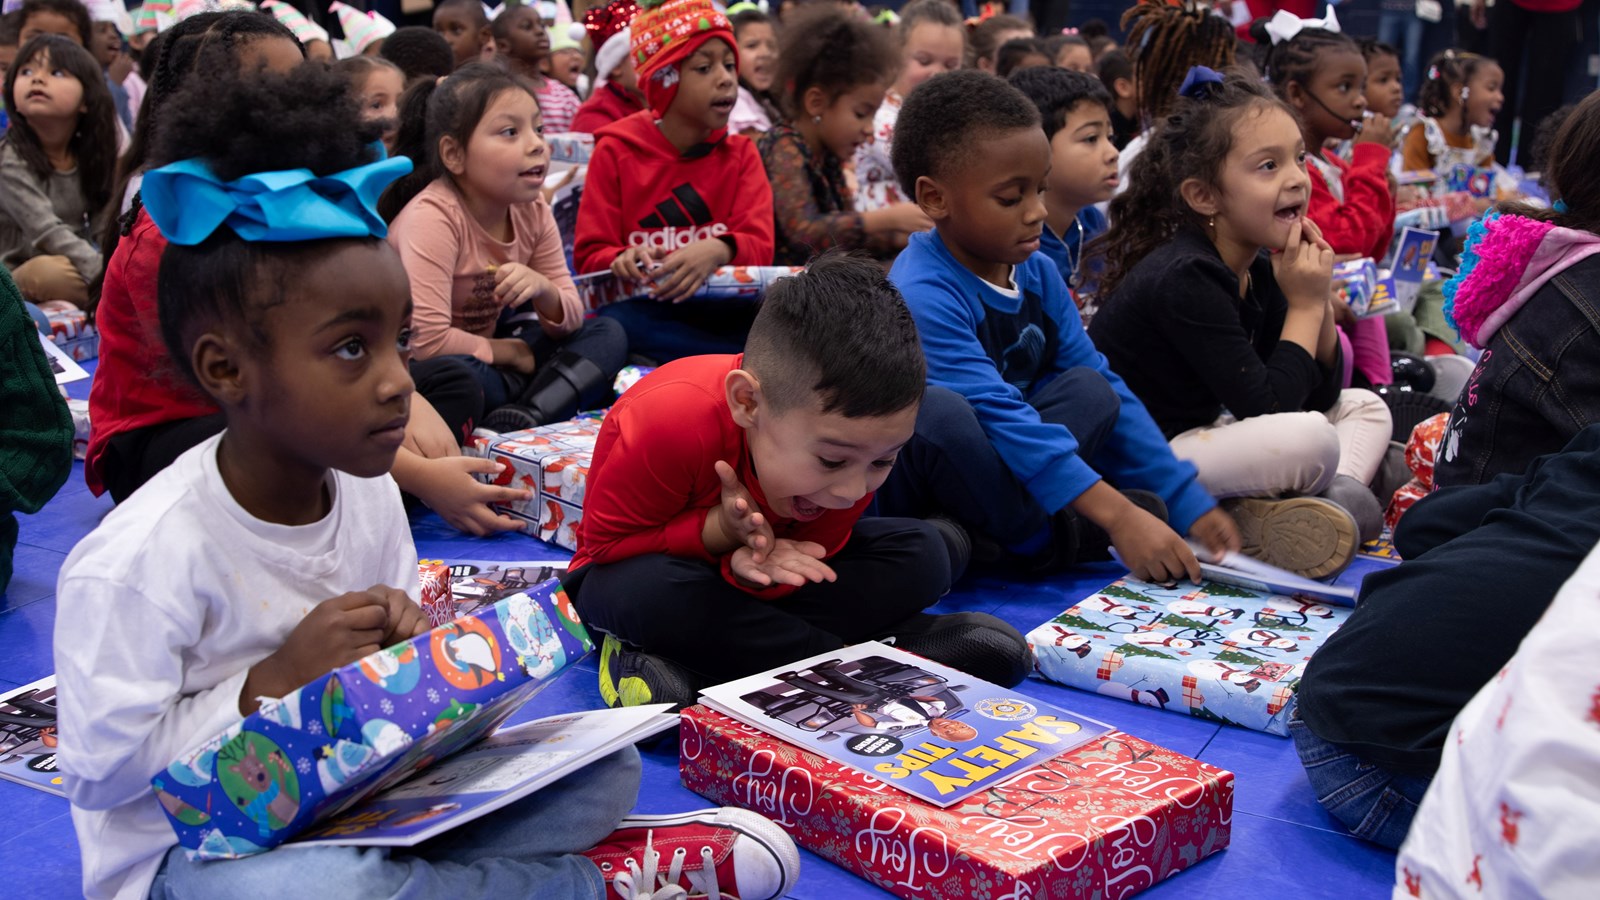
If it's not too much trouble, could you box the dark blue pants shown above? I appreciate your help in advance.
[1288,707,1432,850]
[874,367,1121,549]
[462,315,628,414]
[595,298,758,364]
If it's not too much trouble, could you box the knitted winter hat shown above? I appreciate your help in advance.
[261,0,329,45]
[578,0,637,84]
[630,0,733,116]
[329,1,395,56]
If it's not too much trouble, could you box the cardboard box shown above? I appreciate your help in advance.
[1028,578,1352,736]
[680,705,1232,899]
[1332,259,1379,316]
[474,413,606,550]
[153,578,592,859]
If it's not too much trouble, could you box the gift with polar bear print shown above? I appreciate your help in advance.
[151,576,593,859]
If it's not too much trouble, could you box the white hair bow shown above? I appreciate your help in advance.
[1263,7,1340,45]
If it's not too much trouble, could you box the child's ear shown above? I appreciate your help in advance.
[1178,177,1219,219]
[724,368,762,428]
[914,175,949,222]
[191,332,245,406]
[1114,77,1134,100]
[801,85,829,121]
[439,134,466,176]
[1282,79,1309,113]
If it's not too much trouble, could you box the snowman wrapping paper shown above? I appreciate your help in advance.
[151,578,593,858]
[1028,578,1352,736]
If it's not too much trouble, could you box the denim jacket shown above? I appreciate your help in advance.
[1436,251,1600,487]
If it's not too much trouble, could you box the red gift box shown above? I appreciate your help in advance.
[417,560,452,627]
[679,705,1232,899]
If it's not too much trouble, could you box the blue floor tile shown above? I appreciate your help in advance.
[1,543,65,611]
[0,598,57,685]
[15,488,112,555]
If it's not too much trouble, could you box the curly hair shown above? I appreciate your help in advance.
[1417,49,1493,119]
[892,69,1038,199]
[18,0,91,46]
[1251,20,1357,91]
[1498,90,1600,237]
[1357,37,1398,66]
[1008,65,1111,139]
[380,26,455,83]
[1093,69,1289,299]
[1121,0,1235,125]
[151,62,385,384]
[966,13,1029,69]
[775,5,896,120]
[379,62,537,221]
[994,36,1048,79]
[2,36,118,225]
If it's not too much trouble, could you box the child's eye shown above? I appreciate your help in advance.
[871,457,897,470]
[397,329,413,352]
[817,457,845,470]
[501,127,517,137]
[997,194,1022,207]
[1259,160,1277,171]
[334,338,367,360]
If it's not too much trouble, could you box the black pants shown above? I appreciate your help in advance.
[462,315,628,414]
[100,356,487,504]
[1488,0,1581,166]
[564,517,951,684]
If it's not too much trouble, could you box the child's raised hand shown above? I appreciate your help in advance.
[611,245,663,283]
[493,262,554,309]
[240,590,392,713]
[1356,112,1395,148]
[654,238,733,303]
[1108,505,1202,585]
[730,538,838,590]
[367,584,433,646]
[706,459,775,558]
[1273,219,1335,312]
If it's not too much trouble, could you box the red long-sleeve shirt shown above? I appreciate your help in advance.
[572,111,775,274]
[570,82,647,135]
[569,354,869,597]
[1308,143,1397,260]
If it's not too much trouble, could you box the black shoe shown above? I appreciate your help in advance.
[598,634,700,711]
[1045,489,1168,569]
[925,515,971,584]
[873,612,1031,687]
[481,403,546,435]
[514,349,609,423]
[1375,384,1450,443]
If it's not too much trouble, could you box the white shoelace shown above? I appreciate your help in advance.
[610,829,723,900]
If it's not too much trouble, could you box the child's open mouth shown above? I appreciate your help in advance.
[520,165,546,181]
[710,96,736,113]
[1274,203,1304,223]
[790,496,825,521]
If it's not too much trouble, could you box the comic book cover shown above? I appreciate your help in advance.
[698,643,1112,808]
[0,676,65,796]
[441,560,569,620]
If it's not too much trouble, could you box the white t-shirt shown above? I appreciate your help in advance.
[54,432,418,900]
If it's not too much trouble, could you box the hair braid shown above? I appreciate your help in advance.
[1121,0,1235,125]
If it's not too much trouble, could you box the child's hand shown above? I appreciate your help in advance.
[490,337,537,375]
[1108,505,1202,584]
[1187,507,1242,559]
[705,459,775,558]
[367,584,434,646]
[410,456,532,536]
[540,166,577,205]
[1356,112,1395,148]
[611,245,663,282]
[493,262,554,309]
[730,538,838,590]
[1273,219,1334,312]
[654,238,732,303]
[241,590,392,713]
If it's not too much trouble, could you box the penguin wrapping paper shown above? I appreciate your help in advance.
[1028,578,1352,737]
[151,578,594,859]
[471,413,607,550]
[679,705,1233,900]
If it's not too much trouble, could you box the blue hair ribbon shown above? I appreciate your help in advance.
[1178,66,1225,100]
[141,151,413,246]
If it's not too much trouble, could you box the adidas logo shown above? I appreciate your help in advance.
[626,183,729,251]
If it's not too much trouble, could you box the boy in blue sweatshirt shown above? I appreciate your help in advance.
[879,71,1239,582]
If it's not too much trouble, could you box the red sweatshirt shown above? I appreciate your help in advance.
[570,354,869,598]
[85,208,220,495]
[571,82,646,135]
[1308,143,1397,260]
[572,111,774,275]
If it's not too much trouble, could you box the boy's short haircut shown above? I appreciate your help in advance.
[1008,66,1111,140]
[0,11,22,45]
[381,26,455,82]
[892,70,1039,199]
[19,0,92,45]
[743,251,926,419]
[435,0,489,26]
[1096,49,1132,91]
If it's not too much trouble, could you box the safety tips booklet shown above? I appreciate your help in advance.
[0,675,64,796]
[697,643,1112,808]
[292,704,675,848]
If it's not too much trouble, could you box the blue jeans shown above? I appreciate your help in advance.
[596,298,758,364]
[1289,709,1432,850]
[1376,11,1426,101]
[874,368,1122,550]
[146,747,641,899]
[464,315,628,413]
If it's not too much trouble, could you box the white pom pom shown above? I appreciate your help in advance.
[758,0,769,11]
[568,21,587,42]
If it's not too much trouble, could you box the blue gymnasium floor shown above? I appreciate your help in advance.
[0,369,1398,898]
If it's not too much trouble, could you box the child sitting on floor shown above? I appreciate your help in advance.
[565,252,1031,712]
[384,63,626,435]
[1402,49,1503,176]
[431,0,490,70]
[878,70,1240,585]
[1089,68,1391,578]
[757,5,929,265]
[54,58,801,900]
[570,0,644,134]
[853,0,962,213]
[490,1,580,134]
[726,2,778,135]
[572,0,774,362]
[334,54,404,154]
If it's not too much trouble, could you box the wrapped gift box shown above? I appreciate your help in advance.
[1332,259,1378,316]
[45,308,98,361]
[576,266,805,311]
[680,705,1232,899]
[153,578,592,859]
[473,413,607,550]
[547,132,593,166]
[416,560,452,627]
[1028,578,1352,736]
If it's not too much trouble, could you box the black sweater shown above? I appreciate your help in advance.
[1088,226,1341,438]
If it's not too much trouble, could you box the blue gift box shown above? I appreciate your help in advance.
[151,578,593,859]
[1027,578,1351,736]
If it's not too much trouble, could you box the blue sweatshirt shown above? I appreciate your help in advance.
[1038,206,1107,291]
[890,229,1216,533]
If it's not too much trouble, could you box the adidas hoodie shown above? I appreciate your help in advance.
[573,110,775,274]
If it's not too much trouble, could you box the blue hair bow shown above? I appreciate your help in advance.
[1178,66,1225,100]
[141,152,413,246]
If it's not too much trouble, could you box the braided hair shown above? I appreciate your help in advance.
[1120,0,1235,125]
[1093,68,1289,299]
[1252,20,1357,93]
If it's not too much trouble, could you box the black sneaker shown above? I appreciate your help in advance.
[925,515,971,584]
[481,403,546,435]
[598,634,700,711]
[873,612,1031,687]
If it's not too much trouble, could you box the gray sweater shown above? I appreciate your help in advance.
[0,141,102,282]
